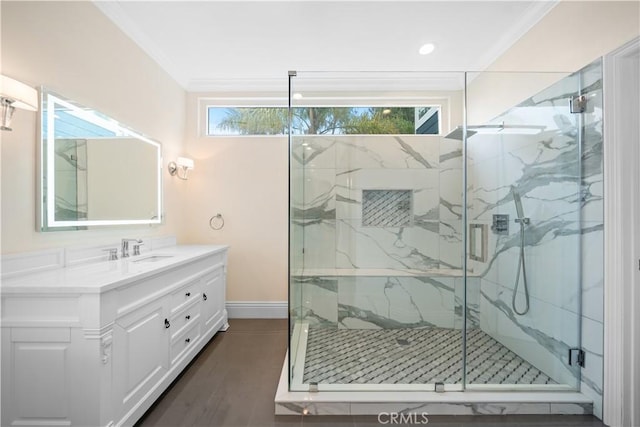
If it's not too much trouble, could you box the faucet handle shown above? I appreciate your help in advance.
[132,242,145,256]
[102,248,119,261]
[121,238,142,258]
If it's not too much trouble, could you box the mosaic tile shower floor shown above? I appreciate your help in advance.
[303,327,556,385]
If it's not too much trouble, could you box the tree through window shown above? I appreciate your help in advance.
[207,106,440,136]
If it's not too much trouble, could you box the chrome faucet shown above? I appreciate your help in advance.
[121,238,143,258]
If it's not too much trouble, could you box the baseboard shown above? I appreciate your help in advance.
[226,301,288,319]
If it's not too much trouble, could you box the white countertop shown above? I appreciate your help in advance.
[0,245,228,295]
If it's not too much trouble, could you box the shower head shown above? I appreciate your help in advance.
[444,126,477,141]
[445,123,547,141]
[511,186,525,219]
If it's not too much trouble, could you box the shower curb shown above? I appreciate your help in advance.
[275,352,593,416]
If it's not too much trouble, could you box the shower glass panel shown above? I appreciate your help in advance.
[288,71,467,391]
[464,68,598,390]
[288,66,597,393]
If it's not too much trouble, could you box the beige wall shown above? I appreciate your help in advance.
[468,0,640,123]
[1,1,186,253]
[183,94,289,301]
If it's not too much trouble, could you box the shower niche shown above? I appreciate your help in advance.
[287,63,603,403]
[362,189,413,227]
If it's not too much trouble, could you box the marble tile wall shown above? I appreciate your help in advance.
[291,135,463,271]
[467,61,603,414]
[290,134,468,330]
[292,274,480,330]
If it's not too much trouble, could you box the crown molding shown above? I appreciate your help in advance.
[470,0,559,72]
[93,1,189,89]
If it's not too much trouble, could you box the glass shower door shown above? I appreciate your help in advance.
[463,68,600,390]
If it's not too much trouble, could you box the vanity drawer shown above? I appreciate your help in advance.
[169,300,200,340]
[169,279,201,314]
[170,321,201,365]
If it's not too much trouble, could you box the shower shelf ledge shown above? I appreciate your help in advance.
[292,268,481,278]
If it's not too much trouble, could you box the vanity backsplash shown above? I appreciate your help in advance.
[1,235,177,279]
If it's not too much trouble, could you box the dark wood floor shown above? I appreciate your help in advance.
[136,319,607,427]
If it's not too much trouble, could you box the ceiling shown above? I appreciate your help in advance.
[95,1,558,92]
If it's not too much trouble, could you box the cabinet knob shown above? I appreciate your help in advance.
[185,292,191,297]
[185,315,191,320]
[203,293,207,301]
[185,338,191,343]
[164,318,170,329]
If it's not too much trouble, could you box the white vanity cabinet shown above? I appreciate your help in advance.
[1,245,228,427]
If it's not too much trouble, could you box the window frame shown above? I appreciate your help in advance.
[198,95,451,138]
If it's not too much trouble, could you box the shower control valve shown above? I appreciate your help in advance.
[491,214,509,235]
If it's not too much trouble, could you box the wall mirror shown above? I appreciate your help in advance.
[38,90,162,231]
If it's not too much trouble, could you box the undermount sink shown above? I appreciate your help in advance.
[131,255,174,263]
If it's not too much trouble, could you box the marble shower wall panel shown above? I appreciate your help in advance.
[477,279,579,387]
[439,220,463,269]
[336,168,440,221]
[439,134,464,270]
[293,134,466,330]
[337,276,457,329]
[335,135,439,170]
[292,137,336,170]
[454,277,480,329]
[297,276,339,327]
[336,220,441,270]
[294,134,463,271]
[581,228,603,323]
[301,221,337,269]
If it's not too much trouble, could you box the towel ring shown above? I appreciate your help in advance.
[209,213,225,230]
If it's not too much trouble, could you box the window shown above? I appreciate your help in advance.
[206,106,440,136]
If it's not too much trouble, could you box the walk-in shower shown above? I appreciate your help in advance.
[286,63,603,401]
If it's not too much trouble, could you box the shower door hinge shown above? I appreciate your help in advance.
[568,348,585,367]
[570,95,588,114]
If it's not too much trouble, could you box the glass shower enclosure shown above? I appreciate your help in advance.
[288,65,602,392]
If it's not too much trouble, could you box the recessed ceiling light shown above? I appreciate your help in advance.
[293,93,303,100]
[419,43,435,55]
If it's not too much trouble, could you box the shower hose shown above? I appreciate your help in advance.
[512,220,530,315]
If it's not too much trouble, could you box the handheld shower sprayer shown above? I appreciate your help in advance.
[512,186,524,219]
[511,186,530,315]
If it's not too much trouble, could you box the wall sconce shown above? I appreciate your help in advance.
[0,75,38,131]
[168,157,194,180]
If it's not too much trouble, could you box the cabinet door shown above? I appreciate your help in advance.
[2,328,73,427]
[201,266,225,333]
[112,297,169,419]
